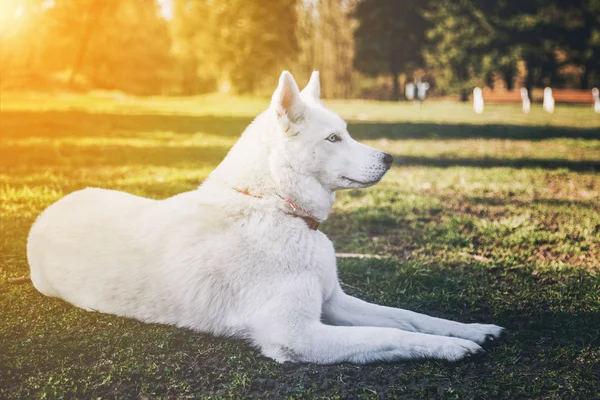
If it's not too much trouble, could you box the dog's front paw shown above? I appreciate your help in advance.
[434,337,484,362]
[460,323,505,345]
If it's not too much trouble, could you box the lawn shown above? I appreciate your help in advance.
[1,92,599,399]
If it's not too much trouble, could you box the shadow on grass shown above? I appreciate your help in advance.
[335,258,600,329]
[1,142,230,169]
[3,110,598,172]
[466,196,600,210]
[394,155,599,172]
[1,110,254,139]
[2,259,598,398]
[3,111,599,141]
[349,121,600,141]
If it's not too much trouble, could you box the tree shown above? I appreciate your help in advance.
[425,0,600,94]
[1,0,175,94]
[171,0,300,94]
[554,0,600,89]
[0,0,57,84]
[424,0,500,94]
[295,0,358,99]
[170,0,219,94]
[214,0,300,93]
[353,0,429,100]
[81,0,174,94]
[494,0,571,91]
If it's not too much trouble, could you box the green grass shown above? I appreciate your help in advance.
[1,93,599,399]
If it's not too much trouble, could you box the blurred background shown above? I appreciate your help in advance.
[2,2,600,398]
[1,0,599,99]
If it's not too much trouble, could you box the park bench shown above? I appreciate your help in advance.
[549,89,595,104]
[481,90,521,103]
[482,88,595,104]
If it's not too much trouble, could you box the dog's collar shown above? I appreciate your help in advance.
[233,188,320,231]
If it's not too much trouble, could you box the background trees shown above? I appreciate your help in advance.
[0,0,598,97]
[296,0,357,99]
[171,0,299,95]
[424,0,600,95]
[1,0,173,94]
[423,0,495,95]
[353,0,429,100]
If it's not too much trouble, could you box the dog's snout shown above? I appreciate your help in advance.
[382,153,393,167]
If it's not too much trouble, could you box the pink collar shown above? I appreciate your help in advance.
[234,188,321,231]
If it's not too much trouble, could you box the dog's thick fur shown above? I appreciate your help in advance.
[28,71,503,364]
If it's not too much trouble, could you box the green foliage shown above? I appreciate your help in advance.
[77,0,174,94]
[489,0,600,89]
[1,93,599,398]
[424,0,496,93]
[425,0,600,93]
[171,0,299,94]
[2,0,598,96]
[353,0,429,99]
[215,0,299,94]
[1,0,175,94]
[541,0,600,88]
[295,0,357,99]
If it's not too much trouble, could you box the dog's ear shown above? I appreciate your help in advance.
[301,70,320,100]
[272,71,305,128]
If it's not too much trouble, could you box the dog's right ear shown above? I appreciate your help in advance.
[301,71,320,100]
[272,71,305,129]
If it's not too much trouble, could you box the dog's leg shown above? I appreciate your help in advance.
[249,278,483,364]
[322,286,504,345]
[253,321,483,364]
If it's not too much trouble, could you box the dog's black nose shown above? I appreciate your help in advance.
[383,153,393,167]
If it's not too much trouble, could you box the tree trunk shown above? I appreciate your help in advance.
[178,32,199,95]
[525,59,535,98]
[68,0,108,88]
[581,62,591,90]
[399,73,406,100]
[391,72,400,101]
[503,67,515,91]
[485,72,494,90]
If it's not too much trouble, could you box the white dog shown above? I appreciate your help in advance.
[28,71,503,364]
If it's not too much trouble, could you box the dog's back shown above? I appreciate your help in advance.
[27,184,328,336]
[28,187,159,304]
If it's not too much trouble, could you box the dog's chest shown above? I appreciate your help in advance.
[186,211,339,305]
[260,226,338,301]
[307,232,338,300]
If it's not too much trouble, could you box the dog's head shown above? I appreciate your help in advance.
[269,71,392,192]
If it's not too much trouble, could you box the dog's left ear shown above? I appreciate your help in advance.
[301,71,320,100]
[272,71,305,129]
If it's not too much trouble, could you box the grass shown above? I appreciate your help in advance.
[1,92,599,399]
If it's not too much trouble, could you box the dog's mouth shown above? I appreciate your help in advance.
[341,176,382,187]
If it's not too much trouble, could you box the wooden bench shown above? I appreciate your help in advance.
[481,90,521,103]
[549,90,595,104]
[482,89,595,104]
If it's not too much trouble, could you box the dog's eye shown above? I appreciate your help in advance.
[325,134,341,143]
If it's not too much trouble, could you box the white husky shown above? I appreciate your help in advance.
[28,71,503,364]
